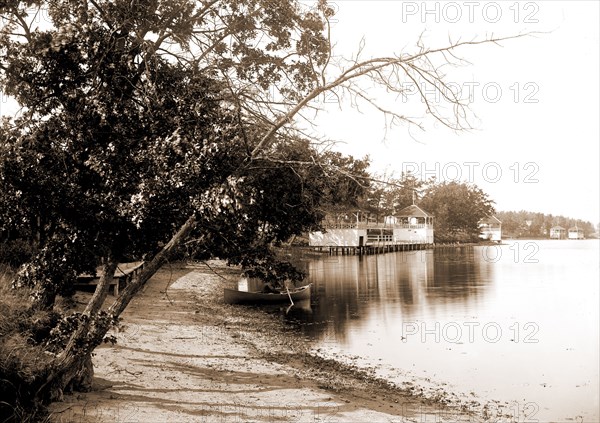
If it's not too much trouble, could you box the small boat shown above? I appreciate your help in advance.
[223,284,311,305]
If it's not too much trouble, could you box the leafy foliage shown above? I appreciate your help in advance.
[0,0,339,307]
[360,172,424,221]
[43,311,118,353]
[0,238,34,266]
[244,259,306,284]
[0,0,344,407]
[419,181,495,242]
[317,151,371,212]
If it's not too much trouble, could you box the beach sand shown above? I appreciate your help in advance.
[48,261,476,422]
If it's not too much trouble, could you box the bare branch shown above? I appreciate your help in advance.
[249,33,533,157]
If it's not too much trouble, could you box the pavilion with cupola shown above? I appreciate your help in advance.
[568,226,584,239]
[392,204,435,244]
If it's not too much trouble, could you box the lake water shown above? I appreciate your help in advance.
[285,240,599,422]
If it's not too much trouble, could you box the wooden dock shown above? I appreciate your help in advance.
[314,242,431,256]
[75,261,145,295]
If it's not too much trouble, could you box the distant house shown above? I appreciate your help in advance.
[568,226,584,240]
[478,215,502,242]
[550,226,566,239]
[308,205,434,247]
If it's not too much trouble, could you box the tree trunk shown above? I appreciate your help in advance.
[107,214,197,317]
[36,259,118,401]
[36,214,198,402]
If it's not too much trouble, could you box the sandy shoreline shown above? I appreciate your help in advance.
[48,261,485,422]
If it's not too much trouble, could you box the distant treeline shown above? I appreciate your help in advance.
[495,210,597,238]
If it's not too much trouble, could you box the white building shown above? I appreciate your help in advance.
[309,206,434,247]
[568,226,584,239]
[392,205,434,244]
[478,215,502,242]
[549,226,566,239]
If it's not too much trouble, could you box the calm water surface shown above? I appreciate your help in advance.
[285,240,599,421]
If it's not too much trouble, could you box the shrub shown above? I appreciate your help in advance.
[0,240,35,267]
[0,269,53,422]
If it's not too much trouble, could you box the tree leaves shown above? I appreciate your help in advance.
[0,0,350,300]
[420,181,495,242]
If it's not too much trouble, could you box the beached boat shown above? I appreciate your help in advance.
[223,284,311,305]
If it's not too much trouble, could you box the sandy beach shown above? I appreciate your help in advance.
[48,261,479,423]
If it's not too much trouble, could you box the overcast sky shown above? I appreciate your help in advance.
[307,0,599,224]
[1,1,598,224]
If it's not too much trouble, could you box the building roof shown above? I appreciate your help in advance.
[550,226,565,230]
[479,215,502,225]
[396,204,431,217]
[568,226,582,231]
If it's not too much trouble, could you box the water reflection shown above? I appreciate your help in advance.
[283,240,599,421]
[290,247,495,342]
[429,247,495,302]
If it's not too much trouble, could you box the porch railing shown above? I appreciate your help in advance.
[321,222,428,230]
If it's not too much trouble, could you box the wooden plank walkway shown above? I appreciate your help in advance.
[75,261,145,296]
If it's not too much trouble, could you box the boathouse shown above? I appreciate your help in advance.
[478,215,502,242]
[308,211,366,247]
[550,226,566,239]
[308,206,434,247]
[567,226,584,240]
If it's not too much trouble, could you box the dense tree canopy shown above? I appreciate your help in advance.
[1,65,248,303]
[419,181,495,242]
[0,0,340,305]
[0,0,343,408]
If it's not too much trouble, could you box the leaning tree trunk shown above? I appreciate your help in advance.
[36,259,118,401]
[107,214,197,318]
[36,71,288,400]
[36,214,198,402]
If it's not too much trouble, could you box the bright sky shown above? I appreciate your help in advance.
[306,0,600,224]
[1,1,598,224]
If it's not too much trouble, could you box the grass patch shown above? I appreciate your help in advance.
[0,266,53,422]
